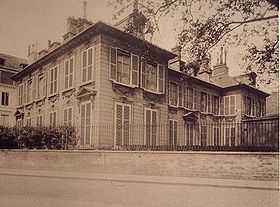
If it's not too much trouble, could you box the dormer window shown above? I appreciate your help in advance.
[109,48,139,87]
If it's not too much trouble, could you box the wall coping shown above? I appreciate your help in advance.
[1,149,279,156]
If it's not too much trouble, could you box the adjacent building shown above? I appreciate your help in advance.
[12,9,271,149]
[0,53,27,126]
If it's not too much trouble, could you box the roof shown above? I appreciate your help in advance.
[0,53,27,72]
[12,21,176,81]
[168,68,269,97]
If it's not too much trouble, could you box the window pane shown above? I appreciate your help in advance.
[88,48,93,65]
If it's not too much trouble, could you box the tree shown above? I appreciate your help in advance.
[109,0,278,84]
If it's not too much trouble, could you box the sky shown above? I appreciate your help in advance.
[0,0,277,92]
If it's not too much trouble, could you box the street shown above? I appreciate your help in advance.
[0,170,278,207]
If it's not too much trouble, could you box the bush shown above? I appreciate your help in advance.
[0,126,77,150]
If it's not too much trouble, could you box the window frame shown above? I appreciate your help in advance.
[169,119,178,146]
[64,56,75,90]
[49,65,58,96]
[81,47,94,84]
[144,107,158,146]
[141,58,165,94]
[109,47,139,87]
[168,81,178,107]
[49,111,57,127]
[114,102,132,147]
[63,106,73,126]
[80,101,92,146]
[1,92,9,106]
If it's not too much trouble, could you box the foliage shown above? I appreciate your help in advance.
[0,126,77,150]
[109,0,278,84]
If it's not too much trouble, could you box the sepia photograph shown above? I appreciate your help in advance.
[0,0,279,206]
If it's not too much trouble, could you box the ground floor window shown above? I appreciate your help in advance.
[37,114,43,127]
[0,114,9,126]
[63,107,73,126]
[184,122,194,145]
[144,108,157,146]
[115,102,131,146]
[49,111,57,127]
[201,125,207,146]
[169,119,177,146]
[80,102,91,145]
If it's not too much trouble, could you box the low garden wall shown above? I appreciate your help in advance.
[0,150,278,181]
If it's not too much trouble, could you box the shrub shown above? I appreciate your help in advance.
[0,126,77,150]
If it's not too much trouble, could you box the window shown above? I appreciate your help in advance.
[207,94,212,113]
[0,114,9,126]
[224,95,236,115]
[18,84,23,105]
[1,92,9,106]
[50,111,57,127]
[178,85,183,107]
[141,59,165,93]
[213,124,220,146]
[185,122,194,145]
[110,48,139,86]
[64,57,74,89]
[115,103,131,146]
[82,47,94,83]
[80,102,91,145]
[169,120,177,146]
[26,117,31,127]
[169,82,178,106]
[201,125,207,146]
[212,96,219,115]
[36,114,43,127]
[32,77,37,100]
[37,73,47,99]
[185,87,193,109]
[144,108,157,146]
[193,89,199,110]
[50,66,58,95]
[26,80,32,103]
[200,92,207,112]
[63,107,73,126]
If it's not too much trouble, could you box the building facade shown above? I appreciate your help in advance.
[12,15,270,149]
[0,53,27,126]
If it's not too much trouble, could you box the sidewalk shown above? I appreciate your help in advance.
[0,168,278,191]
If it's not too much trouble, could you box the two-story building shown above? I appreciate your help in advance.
[12,10,270,149]
[0,53,27,126]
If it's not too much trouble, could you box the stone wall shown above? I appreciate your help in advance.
[0,150,278,181]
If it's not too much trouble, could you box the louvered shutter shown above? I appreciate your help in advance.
[116,104,123,146]
[158,64,165,93]
[85,103,91,144]
[80,104,85,145]
[131,55,139,86]
[110,48,117,80]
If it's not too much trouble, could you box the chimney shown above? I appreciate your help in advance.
[168,46,182,71]
[63,16,93,42]
[212,47,229,77]
[27,43,38,64]
[197,54,212,82]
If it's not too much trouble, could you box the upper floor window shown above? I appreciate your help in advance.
[184,87,194,109]
[169,82,178,107]
[110,48,139,86]
[82,47,94,83]
[26,80,32,103]
[18,84,23,105]
[1,92,9,106]
[37,73,47,99]
[64,57,74,89]
[50,65,58,95]
[141,59,165,93]
[224,95,236,115]
[200,92,207,113]
[212,96,219,115]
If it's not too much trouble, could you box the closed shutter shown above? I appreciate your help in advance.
[116,104,122,146]
[141,59,146,88]
[115,103,131,146]
[131,55,139,86]
[85,103,91,145]
[80,104,85,145]
[151,111,157,146]
[82,50,87,82]
[220,97,224,115]
[158,64,165,93]
[69,58,74,87]
[123,105,130,145]
[230,96,235,114]
[110,48,117,80]
[87,48,93,81]
[65,60,69,89]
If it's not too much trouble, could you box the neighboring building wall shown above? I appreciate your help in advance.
[266,91,279,115]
